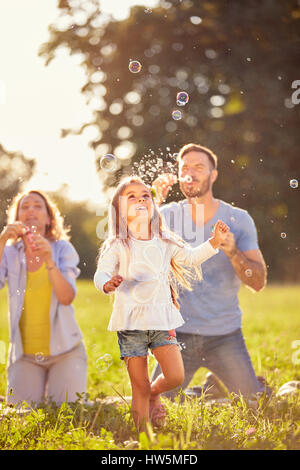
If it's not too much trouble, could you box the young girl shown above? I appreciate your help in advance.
[94,176,229,431]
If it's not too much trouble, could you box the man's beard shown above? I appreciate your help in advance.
[180,175,211,198]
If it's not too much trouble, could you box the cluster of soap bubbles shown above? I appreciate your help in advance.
[172,91,189,120]
[132,148,178,186]
[99,59,143,173]
[99,57,193,176]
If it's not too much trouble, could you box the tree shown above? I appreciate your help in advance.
[38,0,300,281]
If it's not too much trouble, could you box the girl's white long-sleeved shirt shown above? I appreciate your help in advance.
[94,235,218,331]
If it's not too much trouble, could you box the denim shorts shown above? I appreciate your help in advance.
[117,330,179,360]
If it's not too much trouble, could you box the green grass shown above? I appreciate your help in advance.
[0,281,299,450]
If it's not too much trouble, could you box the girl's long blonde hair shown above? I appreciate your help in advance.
[7,190,70,242]
[98,176,202,309]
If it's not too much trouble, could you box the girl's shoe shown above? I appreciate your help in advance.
[149,402,166,427]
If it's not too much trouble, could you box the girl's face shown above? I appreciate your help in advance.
[121,183,154,225]
[17,193,50,236]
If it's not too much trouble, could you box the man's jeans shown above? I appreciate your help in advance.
[151,328,268,400]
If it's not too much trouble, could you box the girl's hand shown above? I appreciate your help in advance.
[209,220,230,250]
[152,173,177,205]
[219,232,237,258]
[0,222,27,243]
[103,275,123,293]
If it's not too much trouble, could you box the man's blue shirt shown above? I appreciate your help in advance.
[160,199,259,335]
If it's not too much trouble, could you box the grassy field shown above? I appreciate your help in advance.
[0,281,299,450]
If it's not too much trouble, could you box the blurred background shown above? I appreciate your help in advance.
[0,0,299,282]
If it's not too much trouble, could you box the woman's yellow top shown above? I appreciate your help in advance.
[19,263,52,356]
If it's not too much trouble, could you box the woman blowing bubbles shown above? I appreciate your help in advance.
[0,190,87,406]
[94,176,229,431]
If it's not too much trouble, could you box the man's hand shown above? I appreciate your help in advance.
[103,275,123,293]
[151,173,177,205]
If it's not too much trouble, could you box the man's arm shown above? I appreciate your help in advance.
[220,217,267,292]
[229,248,267,292]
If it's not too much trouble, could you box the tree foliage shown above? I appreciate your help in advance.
[38,0,300,281]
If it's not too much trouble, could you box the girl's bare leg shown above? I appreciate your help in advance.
[150,344,184,407]
[125,355,151,431]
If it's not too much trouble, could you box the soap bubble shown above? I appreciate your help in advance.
[281,232,287,239]
[176,91,189,106]
[172,110,182,120]
[35,352,45,363]
[180,175,193,183]
[128,60,142,73]
[290,179,298,189]
[96,353,113,372]
[100,154,118,172]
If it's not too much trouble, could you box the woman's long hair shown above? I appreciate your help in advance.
[98,176,201,309]
[7,190,70,242]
